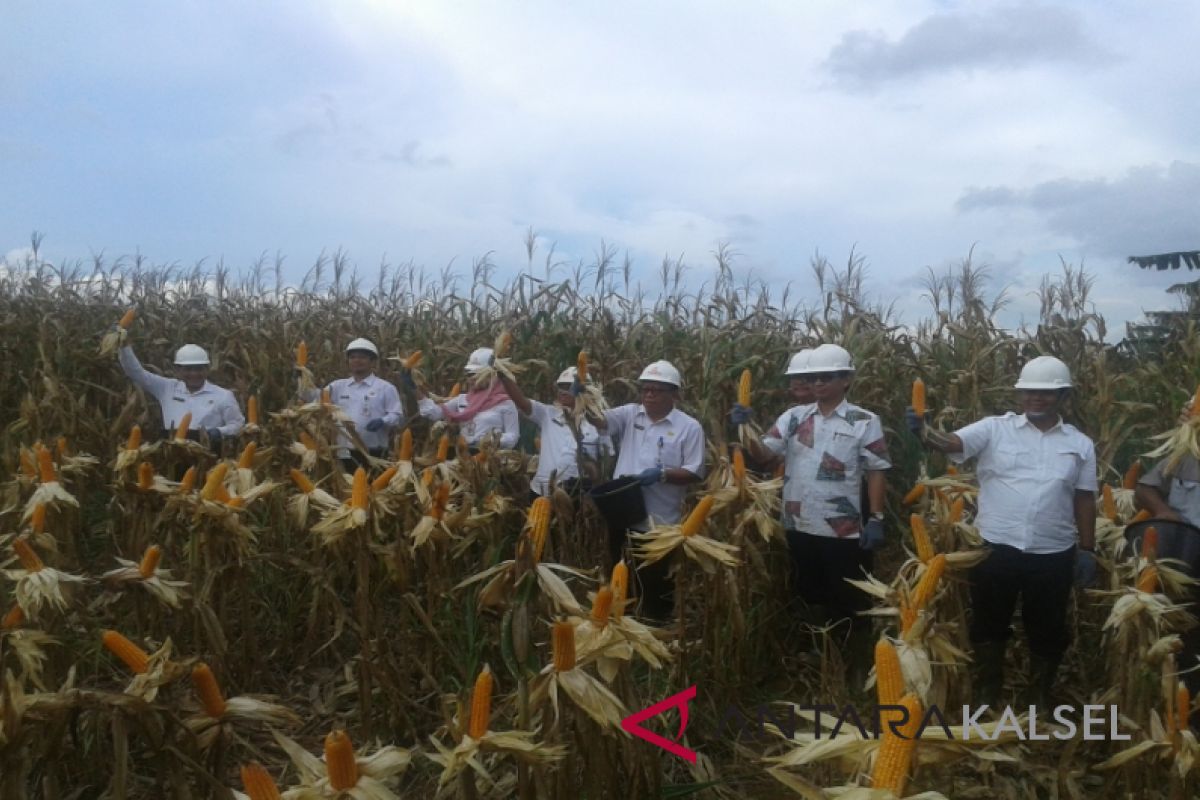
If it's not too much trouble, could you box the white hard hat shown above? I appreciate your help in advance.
[173,344,210,366]
[465,347,494,374]
[784,349,814,376]
[556,367,579,385]
[638,360,682,387]
[345,338,379,357]
[795,343,855,375]
[1014,356,1071,390]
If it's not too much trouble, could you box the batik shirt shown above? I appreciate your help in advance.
[762,400,891,538]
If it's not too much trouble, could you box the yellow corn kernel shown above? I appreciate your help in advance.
[138,545,162,578]
[404,350,423,369]
[910,514,934,563]
[1101,484,1117,521]
[448,382,462,398]
[102,630,150,674]
[911,378,926,417]
[528,497,551,560]
[226,495,245,509]
[37,446,56,483]
[610,561,629,620]
[299,431,318,451]
[30,503,47,535]
[1142,526,1158,559]
[871,693,923,794]
[398,428,413,461]
[431,482,450,521]
[137,461,155,491]
[178,466,197,493]
[1130,509,1152,524]
[875,639,904,705]
[295,340,308,367]
[590,586,614,627]
[240,762,282,800]
[1176,683,1191,747]
[56,436,69,457]
[421,467,434,488]
[247,395,259,426]
[201,463,230,502]
[435,433,450,463]
[681,496,714,537]
[237,442,257,470]
[468,665,494,739]
[289,469,316,494]
[577,351,589,384]
[737,368,751,406]
[372,466,398,492]
[13,538,43,572]
[192,662,227,718]
[1,605,24,630]
[945,465,958,476]
[495,330,513,357]
[351,468,368,510]
[731,447,746,484]
[902,483,926,505]
[126,425,142,451]
[899,599,917,635]
[553,619,576,672]
[320,387,332,406]
[910,554,945,611]
[174,412,193,441]
[948,497,964,524]
[118,308,137,329]
[1137,565,1159,593]
[324,729,359,791]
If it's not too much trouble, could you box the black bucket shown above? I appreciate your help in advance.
[588,476,647,532]
[1124,518,1200,575]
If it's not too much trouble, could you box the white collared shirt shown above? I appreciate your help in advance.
[952,412,1097,553]
[418,395,520,449]
[526,399,611,496]
[605,403,706,526]
[119,347,244,435]
[324,374,404,452]
[762,400,891,538]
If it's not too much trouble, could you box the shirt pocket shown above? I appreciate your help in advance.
[1050,447,1083,485]
[990,444,1026,474]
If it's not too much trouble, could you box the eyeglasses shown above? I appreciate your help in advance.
[798,372,848,384]
[640,385,674,395]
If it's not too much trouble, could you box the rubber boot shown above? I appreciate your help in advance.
[972,641,1007,710]
[1029,654,1062,710]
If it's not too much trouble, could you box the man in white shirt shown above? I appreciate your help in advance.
[591,359,705,618]
[119,341,244,450]
[1135,401,1200,527]
[317,338,405,468]
[908,355,1098,707]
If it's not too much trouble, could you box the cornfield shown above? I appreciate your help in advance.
[1,238,1198,798]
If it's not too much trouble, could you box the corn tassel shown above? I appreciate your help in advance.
[1137,566,1159,593]
[398,428,414,461]
[37,446,56,483]
[192,662,227,718]
[731,447,746,483]
[30,503,46,535]
[948,497,964,524]
[403,351,423,369]
[468,666,493,739]
[1142,526,1158,558]
[138,545,162,578]
[591,586,614,627]
[902,483,926,505]
[1,605,24,630]
[737,369,751,406]
[247,395,259,425]
[528,497,551,560]
[125,425,142,451]
[240,763,282,800]
[577,351,589,384]
[295,341,308,367]
[174,412,193,441]
[13,539,43,572]
[910,554,946,611]
[372,466,398,491]
[237,442,257,469]
[137,461,155,490]
[871,693,923,794]
[1101,484,1117,521]
[351,468,368,510]
[910,514,935,563]
[324,729,359,790]
[553,619,577,672]
[431,482,450,521]
[118,308,137,329]
[102,630,150,674]
[611,561,629,620]
[875,639,904,705]
[435,433,450,463]
[681,495,714,537]
[911,378,926,418]
[289,469,316,494]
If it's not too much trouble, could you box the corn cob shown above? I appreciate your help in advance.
[102,630,150,674]
[468,666,493,739]
[320,387,332,406]
[247,395,259,426]
[289,469,316,494]
[911,378,926,418]
[397,428,413,461]
[948,497,964,524]
[37,446,56,483]
[591,586,614,627]
[528,497,551,559]
[422,468,434,488]
[871,693,923,794]
[495,330,513,357]
[1101,484,1117,521]
[137,461,155,490]
[902,483,926,505]
[1,605,24,630]
[1191,384,1200,418]
[737,369,751,406]
[351,468,368,510]
[139,545,162,578]
[875,639,904,705]
[295,341,308,367]
[611,561,629,620]
[681,495,715,537]
[237,442,257,469]
[731,447,746,483]
[174,412,193,441]
[945,465,958,476]
[435,433,450,463]
[432,482,450,521]
[1176,683,1191,748]
[1130,509,1152,524]
[372,465,398,492]
[1122,461,1142,489]
[577,351,589,384]
[30,503,46,535]
[910,554,946,611]
[324,729,359,790]
[1142,526,1159,558]
[1137,566,1159,593]
[118,308,137,329]
[192,662,227,718]
[56,436,69,457]
[226,495,245,509]
[126,425,142,450]
[899,598,917,634]
[910,514,935,563]
[449,382,461,398]
[13,538,44,572]
[553,619,577,671]
[201,464,229,501]
[240,763,282,800]
[403,351,423,369]
[299,431,318,451]
[456,435,470,460]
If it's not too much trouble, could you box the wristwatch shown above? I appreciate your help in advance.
[870,512,884,521]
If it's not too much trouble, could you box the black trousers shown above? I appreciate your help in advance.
[969,543,1075,660]
[785,529,873,632]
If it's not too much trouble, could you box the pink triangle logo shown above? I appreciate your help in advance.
[620,684,697,763]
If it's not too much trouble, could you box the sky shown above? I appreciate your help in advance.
[3,1,1198,337]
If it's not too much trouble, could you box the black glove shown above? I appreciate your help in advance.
[905,406,924,437]
[401,372,417,391]
[730,404,753,426]
[365,417,385,432]
[637,467,664,486]
[571,378,585,396]
[206,428,222,448]
[860,518,885,551]
[1074,549,1098,588]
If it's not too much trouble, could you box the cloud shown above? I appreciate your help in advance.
[825,3,1109,89]
[957,161,1200,258]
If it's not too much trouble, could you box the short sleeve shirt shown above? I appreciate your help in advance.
[762,400,891,538]
[952,413,1097,553]
[605,404,706,526]
[325,374,404,452]
[527,400,611,495]
[1139,454,1200,528]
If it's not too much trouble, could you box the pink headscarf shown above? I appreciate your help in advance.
[440,379,511,423]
